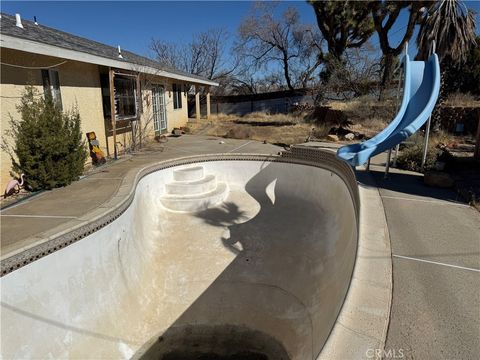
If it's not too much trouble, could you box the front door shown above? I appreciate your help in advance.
[152,86,167,133]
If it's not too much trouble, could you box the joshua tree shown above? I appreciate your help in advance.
[309,0,374,81]
[309,0,374,60]
[370,1,427,97]
[416,0,477,64]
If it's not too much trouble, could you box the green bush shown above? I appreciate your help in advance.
[397,134,441,173]
[5,86,87,191]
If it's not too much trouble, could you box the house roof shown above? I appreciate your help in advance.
[0,13,218,86]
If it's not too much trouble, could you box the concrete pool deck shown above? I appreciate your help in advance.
[365,154,480,360]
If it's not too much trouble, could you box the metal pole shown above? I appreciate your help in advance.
[420,40,435,172]
[384,149,392,179]
[421,116,432,172]
[385,41,407,176]
[393,143,400,167]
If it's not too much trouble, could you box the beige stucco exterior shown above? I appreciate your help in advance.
[1,48,199,189]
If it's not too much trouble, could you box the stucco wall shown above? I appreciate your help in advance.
[0,48,191,189]
[0,48,106,189]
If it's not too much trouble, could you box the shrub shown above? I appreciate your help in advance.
[4,86,87,191]
[397,134,441,173]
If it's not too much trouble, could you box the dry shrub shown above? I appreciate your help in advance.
[443,92,480,107]
[397,134,441,173]
[225,126,253,139]
[329,96,396,123]
[310,124,330,139]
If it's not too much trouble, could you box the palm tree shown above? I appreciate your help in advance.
[417,0,477,64]
[417,0,477,134]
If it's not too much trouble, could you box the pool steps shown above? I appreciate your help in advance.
[166,174,217,195]
[161,166,228,212]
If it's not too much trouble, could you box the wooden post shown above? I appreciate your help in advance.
[109,68,117,159]
[195,85,201,120]
[474,108,480,162]
[206,86,211,119]
[136,74,142,150]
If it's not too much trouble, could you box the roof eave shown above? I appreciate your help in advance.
[0,34,219,86]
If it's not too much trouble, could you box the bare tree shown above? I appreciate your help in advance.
[150,28,236,82]
[236,2,323,92]
[328,46,382,99]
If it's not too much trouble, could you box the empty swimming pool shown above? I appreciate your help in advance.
[1,149,359,359]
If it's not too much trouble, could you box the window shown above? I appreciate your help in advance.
[100,74,111,118]
[172,83,182,109]
[42,69,62,109]
[114,75,138,120]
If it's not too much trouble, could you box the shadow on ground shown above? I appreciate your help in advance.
[356,168,467,204]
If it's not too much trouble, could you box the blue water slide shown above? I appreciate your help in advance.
[336,53,441,167]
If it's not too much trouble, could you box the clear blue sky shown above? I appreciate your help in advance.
[2,1,479,60]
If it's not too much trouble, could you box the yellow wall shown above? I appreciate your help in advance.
[1,48,193,189]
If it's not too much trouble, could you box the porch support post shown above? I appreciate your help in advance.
[195,85,201,120]
[206,86,211,119]
[109,68,117,159]
[474,108,480,161]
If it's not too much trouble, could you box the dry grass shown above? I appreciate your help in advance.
[191,112,314,145]
[443,92,480,107]
[327,95,396,137]
[208,112,302,124]
[240,111,302,123]
[203,121,313,145]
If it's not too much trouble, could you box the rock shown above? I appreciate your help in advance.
[327,134,339,142]
[329,126,350,136]
[345,133,355,140]
[353,131,365,140]
[424,171,455,188]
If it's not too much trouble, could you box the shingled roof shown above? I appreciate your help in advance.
[0,13,217,85]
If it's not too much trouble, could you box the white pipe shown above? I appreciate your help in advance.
[15,14,24,29]
[421,40,436,172]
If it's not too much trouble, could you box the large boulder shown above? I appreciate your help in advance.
[327,134,339,142]
[424,171,455,188]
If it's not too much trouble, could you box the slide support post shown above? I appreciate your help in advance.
[421,115,432,172]
[384,149,392,179]
[393,144,400,167]
[421,40,436,173]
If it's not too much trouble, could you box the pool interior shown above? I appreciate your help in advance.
[1,159,357,360]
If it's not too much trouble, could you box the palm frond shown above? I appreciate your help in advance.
[417,0,477,64]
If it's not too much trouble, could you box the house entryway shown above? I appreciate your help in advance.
[152,85,167,133]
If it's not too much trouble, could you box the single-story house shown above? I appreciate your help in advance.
[0,12,218,188]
